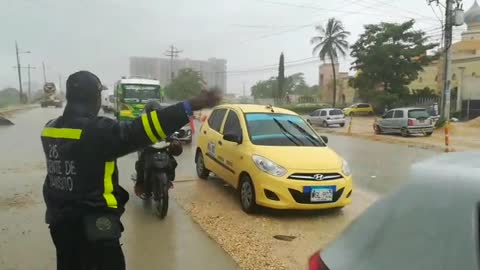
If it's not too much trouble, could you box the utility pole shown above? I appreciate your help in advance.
[58,74,63,93]
[12,64,36,102]
[457,66,465,114]
[428,0,463,152]
[164,45,182,83]
[429,0,463,120]
[442,0,454,121]
[42,62,47,84]
[27,64,36,102]
[243,81,246,97]
[15,41,31,104]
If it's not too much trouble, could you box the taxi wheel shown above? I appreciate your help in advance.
[195,151,210,180]
[239,175,257,213]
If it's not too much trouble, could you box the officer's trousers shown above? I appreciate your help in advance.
[49,219,125,270]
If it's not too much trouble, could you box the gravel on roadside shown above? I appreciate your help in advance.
[173,178,376,270]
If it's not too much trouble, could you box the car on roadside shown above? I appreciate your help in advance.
[374,107,434,137]
[307,108,346,127]
[308,152,479,270]
[195,104,353,213]
[342,103,374,116]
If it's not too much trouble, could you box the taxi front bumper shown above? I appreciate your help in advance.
[250,171,353,210]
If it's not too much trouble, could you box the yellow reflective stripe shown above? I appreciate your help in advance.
[150,111,166,139]
[41,128,82,140]
[103,161,118,209]
[141,114,158,143]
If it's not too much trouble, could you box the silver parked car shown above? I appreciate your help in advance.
[308,152,480,270]
[307,108,346,127]
[374,107,434,137]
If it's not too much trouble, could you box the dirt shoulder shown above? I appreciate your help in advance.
[312,116,480,152]
[173,178,377,270]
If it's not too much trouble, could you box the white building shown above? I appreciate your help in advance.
[129,56,227,93]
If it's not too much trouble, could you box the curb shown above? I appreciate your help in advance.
[0,104,38,115]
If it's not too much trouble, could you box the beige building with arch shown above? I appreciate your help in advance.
[409,0,480,117]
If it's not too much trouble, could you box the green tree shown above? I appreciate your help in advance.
[350,20,438,104]
[0,87,22,107]
[251,77,277,99]
[252,73,319,99]
[285,73,310,95]
[165,68,204,100]
[277,52,285,103]
[311,18,350,107]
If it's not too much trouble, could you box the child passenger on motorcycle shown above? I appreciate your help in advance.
[134,100,183,197]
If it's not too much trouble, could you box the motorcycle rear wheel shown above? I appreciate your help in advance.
[152,172,169,219]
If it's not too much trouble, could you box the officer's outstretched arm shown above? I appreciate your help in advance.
[96,102,191,159]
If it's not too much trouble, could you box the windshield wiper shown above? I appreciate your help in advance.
[286,120,322,146]
[272,118,303,146]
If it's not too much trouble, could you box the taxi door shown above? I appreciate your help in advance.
[201,108,228,177]
[216,109,245,187]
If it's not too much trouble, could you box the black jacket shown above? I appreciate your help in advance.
[40,102,190,224]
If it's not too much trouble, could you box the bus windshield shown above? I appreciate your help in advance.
[121,84,160,103]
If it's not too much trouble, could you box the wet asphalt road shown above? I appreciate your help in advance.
[0,107,438,269]
[0,108,238,270]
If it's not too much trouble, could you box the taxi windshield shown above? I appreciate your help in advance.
[245,113,325,147]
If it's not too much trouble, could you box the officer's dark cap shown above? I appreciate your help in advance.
[66,71,103,103]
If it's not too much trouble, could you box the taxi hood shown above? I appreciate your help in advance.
[252,146,343,171]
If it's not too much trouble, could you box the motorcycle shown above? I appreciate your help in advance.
[133,138,182,219]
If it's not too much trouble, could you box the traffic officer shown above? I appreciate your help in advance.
[40,70,220,270]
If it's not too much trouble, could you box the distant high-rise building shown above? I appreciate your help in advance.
[129,56,227,93]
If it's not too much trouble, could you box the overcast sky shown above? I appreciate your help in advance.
[1,0,470,94]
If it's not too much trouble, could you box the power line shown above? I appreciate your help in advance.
[244,0,440,43]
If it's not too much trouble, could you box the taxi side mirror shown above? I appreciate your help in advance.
[223,133,242,144]
[320,135,328,144]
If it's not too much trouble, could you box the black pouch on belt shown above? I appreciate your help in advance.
[83,213,122,242]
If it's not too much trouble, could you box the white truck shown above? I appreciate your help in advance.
[101,89,115,113]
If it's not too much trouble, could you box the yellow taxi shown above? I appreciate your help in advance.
[342,103,374,116]
[195,104,353,213]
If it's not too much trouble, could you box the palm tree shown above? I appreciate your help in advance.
[311,18,350,107]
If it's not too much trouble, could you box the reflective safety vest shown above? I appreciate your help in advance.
[40,102,190,224]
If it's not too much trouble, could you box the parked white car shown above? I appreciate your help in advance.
[307,108,346,127]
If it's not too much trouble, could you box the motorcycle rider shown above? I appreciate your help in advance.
[134,100,182,197]
[40,70,220,270]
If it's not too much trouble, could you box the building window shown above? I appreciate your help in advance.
[435,74,438,82]
[452,73,456,80]
[473,72,477,77]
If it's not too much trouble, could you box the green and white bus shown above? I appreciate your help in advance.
[114,78,163,122]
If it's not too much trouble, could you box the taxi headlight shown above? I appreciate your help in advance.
[342,159,352,176]
[252,155,286,177]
